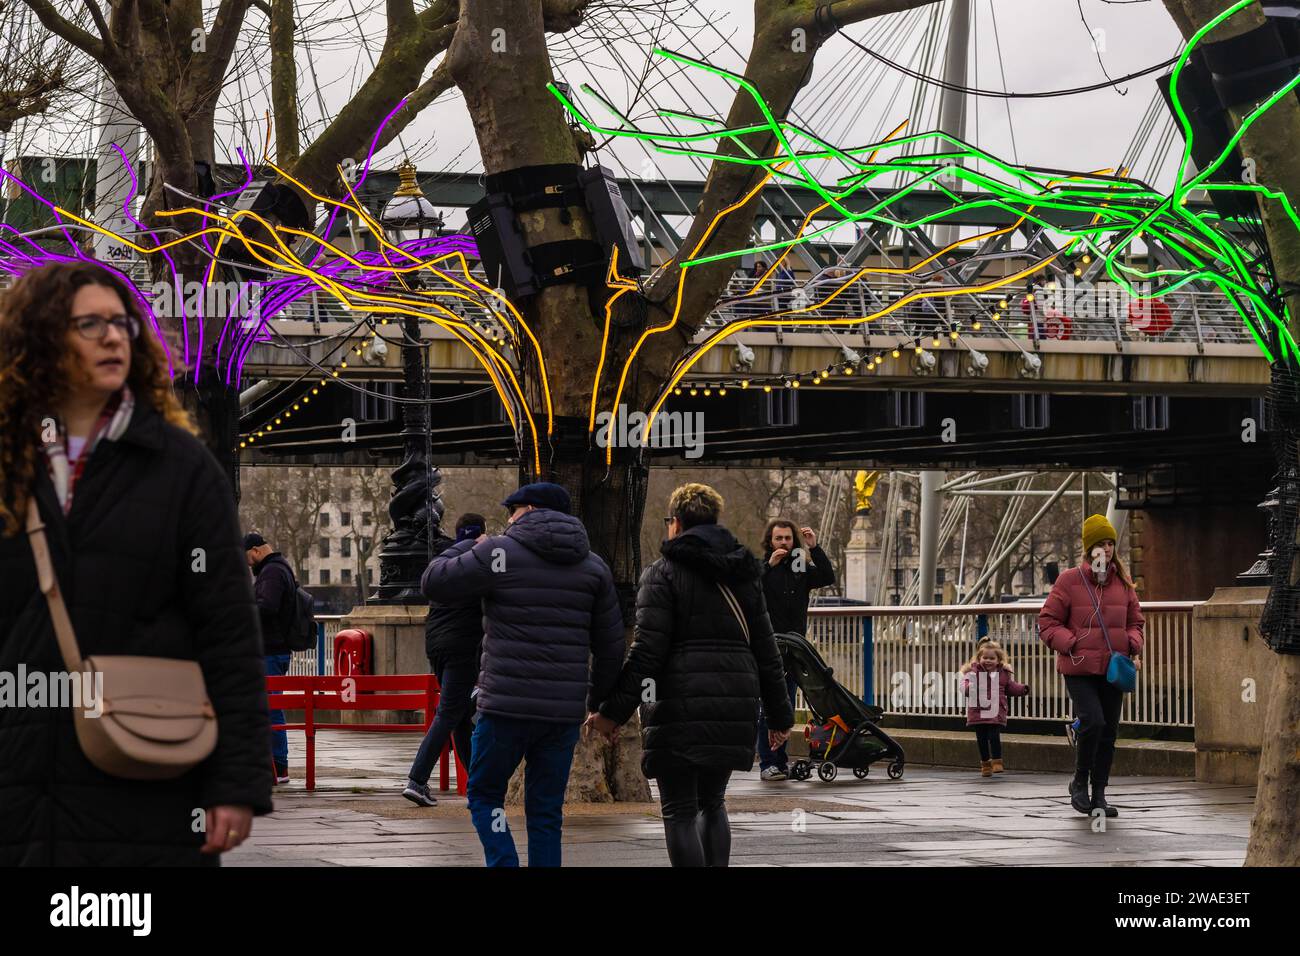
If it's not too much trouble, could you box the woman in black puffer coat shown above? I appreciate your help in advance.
[0,262,272,866]
[588,483,794,867]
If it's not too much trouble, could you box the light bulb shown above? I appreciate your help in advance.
[892,348,901,359]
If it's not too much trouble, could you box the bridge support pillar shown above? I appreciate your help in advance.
[1128,504,1266,600]
[918,471,944,604]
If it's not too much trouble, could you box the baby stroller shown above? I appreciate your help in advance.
[776,632,906,783]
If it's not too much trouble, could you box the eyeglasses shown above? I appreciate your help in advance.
[70,313,141,341]
[662,516,675,527]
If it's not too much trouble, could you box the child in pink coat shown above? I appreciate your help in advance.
[961,639,1029,776]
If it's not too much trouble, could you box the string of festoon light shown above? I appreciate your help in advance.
[238,313,512,450]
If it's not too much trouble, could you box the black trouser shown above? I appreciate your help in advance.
[655,766,733,867]
[408,654,477,786]
[973,725,1002,761]
[1064,675,1124,790]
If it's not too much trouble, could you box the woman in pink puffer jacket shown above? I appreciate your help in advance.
[1038,514,1144,818]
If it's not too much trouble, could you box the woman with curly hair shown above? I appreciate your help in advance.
[0,261,272,865]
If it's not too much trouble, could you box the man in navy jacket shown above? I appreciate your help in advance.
[422,482,624,867]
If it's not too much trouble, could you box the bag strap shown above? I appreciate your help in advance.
[1080,566,1116,654]
[25,499,85,672]
[716,581,750,644]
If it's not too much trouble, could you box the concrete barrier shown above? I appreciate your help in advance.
[1192,586,1272,784]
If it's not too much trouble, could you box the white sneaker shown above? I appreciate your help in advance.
[760,766,788,781]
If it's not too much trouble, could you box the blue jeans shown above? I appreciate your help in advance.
[756,673,798,771]
[265,654,292,770]
[408,658,477,786]
[467,714,580,867]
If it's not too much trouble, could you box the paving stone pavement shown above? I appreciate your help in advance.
[227,732,1253,867]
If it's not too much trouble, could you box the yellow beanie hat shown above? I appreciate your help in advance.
[1082,514,1118,553]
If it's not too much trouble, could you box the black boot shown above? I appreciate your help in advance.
[1091,786,1118,818]
[1069,771,1091,815]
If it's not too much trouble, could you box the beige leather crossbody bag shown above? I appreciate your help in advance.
[26,501,217,779]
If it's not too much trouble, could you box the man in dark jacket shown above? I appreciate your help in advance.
[245,532,295,784]
[402,512,487,808]
[590,482,794,866]
[756,519,836,780]
[422,483,623,867]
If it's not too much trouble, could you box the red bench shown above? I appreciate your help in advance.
[266,674,467,794]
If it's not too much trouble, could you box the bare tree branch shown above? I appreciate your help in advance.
[801,0,942,30]
[288,0,457,192]
[269,0,299,163]
[195,0,256,105]
[19,0,106,59]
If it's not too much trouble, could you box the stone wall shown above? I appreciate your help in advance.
[1191,586,1274,784]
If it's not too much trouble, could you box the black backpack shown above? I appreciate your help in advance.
[284,568,318,652]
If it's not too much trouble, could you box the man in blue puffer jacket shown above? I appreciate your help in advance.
[421,482,624,867]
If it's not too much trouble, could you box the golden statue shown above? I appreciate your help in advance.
[854,470,879,513]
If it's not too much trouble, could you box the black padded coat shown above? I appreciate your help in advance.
[0,400,274,866]
[421,508,624,723]
[599,523,795,778]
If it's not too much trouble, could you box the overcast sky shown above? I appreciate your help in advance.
[6,0,1190,223]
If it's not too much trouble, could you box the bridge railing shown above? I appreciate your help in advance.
[805,601,1196,729]
[26,261,1246,350]
[714,275,1256,346]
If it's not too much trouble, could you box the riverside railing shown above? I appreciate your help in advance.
[806,602,1197,729]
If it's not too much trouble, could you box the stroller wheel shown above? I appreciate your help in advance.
[853,766,869,779]
[791,760,811,781]
[887,760,905,780]
[817,762,837,782]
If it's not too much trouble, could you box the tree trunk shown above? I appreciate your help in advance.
[1162,0,1300,866]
